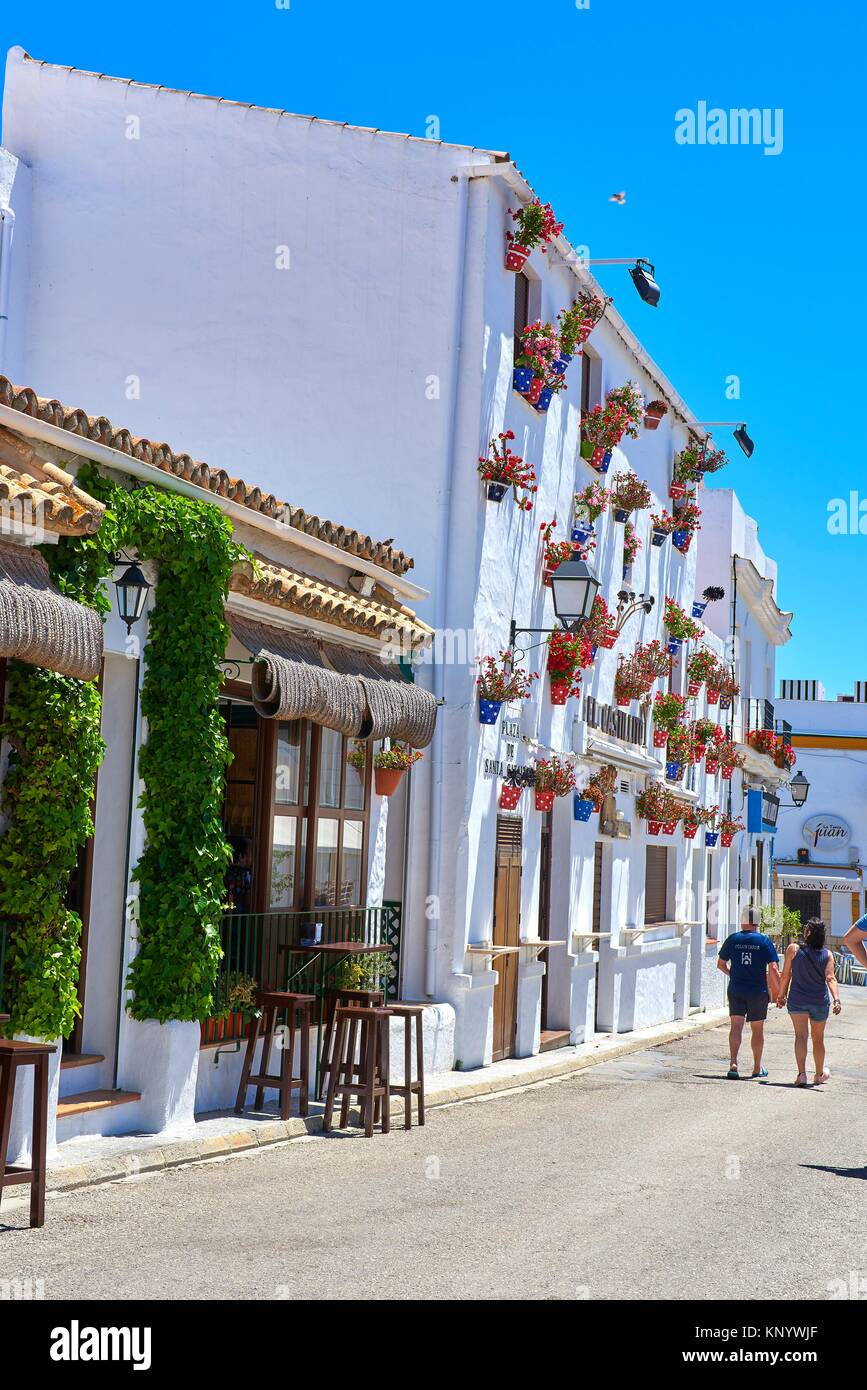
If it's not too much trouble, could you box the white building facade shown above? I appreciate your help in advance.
[0,48,797,1115]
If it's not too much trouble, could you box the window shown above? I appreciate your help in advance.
[514,271,530,358]
[221,698,261,915]
[645,845,669,924]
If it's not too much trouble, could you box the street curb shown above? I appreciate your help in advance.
[44,1009,727,1198]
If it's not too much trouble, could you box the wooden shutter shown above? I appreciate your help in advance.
[592,843,603,933]
[514,273,530,354]
[644,846,668,924]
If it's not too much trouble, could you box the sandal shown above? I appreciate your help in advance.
[794,1073,808,1087]
[726,1066,739,1079]
[751,1067,768,1079]
[813,1070,830,1085]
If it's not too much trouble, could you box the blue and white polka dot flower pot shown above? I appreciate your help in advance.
[666,760,683,780]
[666,638,682,656]
[571,522,594,545]
[533,386,554,413]
[478,699,502,726]
[513,367,534,393]
[692,600,708,618]
[705,831,720,847]
[573,796,595,822]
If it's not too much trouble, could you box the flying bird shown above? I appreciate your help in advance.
[609,191,626,205]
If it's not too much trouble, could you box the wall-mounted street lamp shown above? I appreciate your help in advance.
[693,421,755,458]
[788,771,810,807]
[587,258,660,307]
[509,558,601,653]
[114,558,151,633]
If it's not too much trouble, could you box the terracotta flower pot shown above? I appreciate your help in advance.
[374,766,405,798]
[505,242,531,272]
[705,757,719,775]
[644,402,667,431]
[683,823,699,839]
[720,831,735,847]
[647,819,663,835]
[535,789,555,812]
[706,689,719,706]
[652,729,668,748]
[549,680,570,706]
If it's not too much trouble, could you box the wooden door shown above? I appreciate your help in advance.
[538,810,553,1028]
[492,816,522,1062]
[592,842,603,1030]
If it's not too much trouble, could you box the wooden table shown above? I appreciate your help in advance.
[278,941,392,1091]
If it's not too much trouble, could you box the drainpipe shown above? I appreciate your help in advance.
[0,206,16,373]
[424,172,473,998]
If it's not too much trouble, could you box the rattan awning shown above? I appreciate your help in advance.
[0,541,103,681]
[228,613,437,747]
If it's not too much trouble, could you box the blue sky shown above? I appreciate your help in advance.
[1,0,862,695]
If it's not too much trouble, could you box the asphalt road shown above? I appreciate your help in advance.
[3,988,867,1300]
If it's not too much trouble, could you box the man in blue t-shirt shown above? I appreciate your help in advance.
[843,911,867,967]
[717,908,781,1079]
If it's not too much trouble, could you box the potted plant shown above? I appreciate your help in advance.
[610,472,652,523]
[606,382,645,440]
[703,727,726,775]
[672,445,704,490]
[665,723,695,780]
[505,199,564,271]
[477,652,537,724]
[547,626,593,704]
[635,781,678,836]
[499,770,527,811]
[557,291,610,360]
[652,692,687,747]
[685,647,719,697]
[747,728,778,760]
[704,810,720,848]
[663,597,702,651]
[649,508,678,547]
[587,763,617,809]
[533,755,576,812]
[714,738,745,780]
[643,399,668,431]
[671,498,702,553]
[693,718,721,751]
[540,519,577,586]
[478,432,538,509]
[572,480,610,543]
[374,743,423,796]
[582,594,618,653]
[682,804,718,841]
[514,321,561,405]
[775,739,796,771]
[716,669,740,711]
[212,971,262,1027]
[622,520,642,571]
[692,585,725,620]
[580,386,643,471]
[615,641,671,707]
[718,814,746,848]
[694,443,729,475]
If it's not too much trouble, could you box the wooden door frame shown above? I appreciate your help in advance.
[538,809,553,1029]
[492,816,522,1063]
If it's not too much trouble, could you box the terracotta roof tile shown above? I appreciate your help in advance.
[230,554,432,647]
[0,377,414,576]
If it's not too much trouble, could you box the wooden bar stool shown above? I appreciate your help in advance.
[0,1039,55,1229]
[322,1006,391,1138]
[388,1004,426,1129]
[235,991,315,1121]
[319,987,384,1098]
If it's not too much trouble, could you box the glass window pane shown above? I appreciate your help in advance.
[270,817,299,909]
[275,720,301,805]
[341,820,364,907]
[345,740,367,810]
[318,727,342,808]
[313,817,339,907]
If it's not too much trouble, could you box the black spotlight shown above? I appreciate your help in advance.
[733,425,755,458]
[629,260,660,307]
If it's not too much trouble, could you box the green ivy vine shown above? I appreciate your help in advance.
[0,462,246,1034]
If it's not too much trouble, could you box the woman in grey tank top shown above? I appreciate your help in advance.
[776,918,841,1086]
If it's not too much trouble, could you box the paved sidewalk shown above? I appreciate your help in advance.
[36,1008,728,1199]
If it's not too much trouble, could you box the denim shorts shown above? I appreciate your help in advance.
[787,1002,830,1023]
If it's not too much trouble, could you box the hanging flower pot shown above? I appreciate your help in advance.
[595,449,613,474]
[691,600,708,618]
[374,766,405,797]
[669,483,688,502]
[499,783,523,810]
[644,400,668,431]
[571,522,594,545]
[613,507,630,524]
[600,632,617,649]
[666,638,682,656]
[665,760,683,780]
[652,729,668,748]
[718,693,732,711]
[505,242,532,272]
[687,679,701,697]
[535,788,555,813]
[551,354,572,376]
[550,680,570,706]
[579,438,595,460]
[651,529,668,547]
[706,688,720,706]
[682,822,699,840]
[590,644,599,660]
[720,831,734,847]
[647,819,663,836]
[513,366,534,394]
[573,796,595,822]
[479,698,503,725]
[533,385,554,413]
[705,830,719,847]
[617,697,631,708]
[662,820,678,836]
[486,482,508,503]
[705,756,719,775]
[721,765,734,781]
[672,529,692,553]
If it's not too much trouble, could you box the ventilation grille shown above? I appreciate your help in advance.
[619,777,631,795]
[779,679,824,702]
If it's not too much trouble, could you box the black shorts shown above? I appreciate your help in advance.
[728,990,769,1022]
